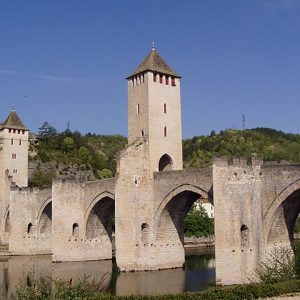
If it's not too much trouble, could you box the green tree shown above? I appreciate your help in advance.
[78,146,91,165]
[29,170,55,189]
[38,122,57,138]
[63,137,75,152]
[184,206,214,237]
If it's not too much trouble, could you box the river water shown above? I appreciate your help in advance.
[0,247,215,298]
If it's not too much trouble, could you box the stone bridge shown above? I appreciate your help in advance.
[214,157,300,285]
[2,157,300,285]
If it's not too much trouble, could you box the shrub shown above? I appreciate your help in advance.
[98,168,113,179]
[11,275,106,300]
[256,246,296,284]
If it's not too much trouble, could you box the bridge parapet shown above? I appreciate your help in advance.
[213,156,263,166]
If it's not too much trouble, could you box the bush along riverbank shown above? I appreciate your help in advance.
[11,278,300,300]
[11,245,300,299]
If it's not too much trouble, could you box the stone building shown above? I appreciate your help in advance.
[0,109,29,188]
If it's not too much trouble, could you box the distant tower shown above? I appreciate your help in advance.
[0,109,29,187]
[126,46,183,173]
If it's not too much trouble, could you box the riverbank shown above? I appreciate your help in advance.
[184,235,215,247]
[11,279,300,299]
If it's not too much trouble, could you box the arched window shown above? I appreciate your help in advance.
[72,223,79,238]
[141,223,149,243]
[27,223,33,234]
[158,154,173,171]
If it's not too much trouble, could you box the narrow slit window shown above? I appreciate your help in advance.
[11,139,13,145]
[19,139,22,146]
[166,76,169,85]
[141,130,145,136]
[137,104,140,114]
[164,126,167,137]
[164,103,167,114]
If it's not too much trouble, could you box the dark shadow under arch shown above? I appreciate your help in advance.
[4,211,10,233]
[39,202,52,234]
[156,191,201,245]
[158,154,173,171]
[86,196,115,241]
[267,189,300,250]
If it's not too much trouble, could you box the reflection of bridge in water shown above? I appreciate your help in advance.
[0,248,215,299]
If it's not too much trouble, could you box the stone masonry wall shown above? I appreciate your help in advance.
[52,178,115,262]
[213,157,264,285]
[9,187,52,255]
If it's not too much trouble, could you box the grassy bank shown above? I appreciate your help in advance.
[11,279,300,300]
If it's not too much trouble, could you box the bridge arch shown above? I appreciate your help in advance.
[85,192,115,241]
[38,197,52,235]
[154,184,209,245]
[264,180,300,250]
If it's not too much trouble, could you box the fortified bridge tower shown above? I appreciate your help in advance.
[115,47,185,271]
[127,45,183,173]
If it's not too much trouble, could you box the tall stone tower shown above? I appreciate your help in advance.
[126,46,183,173]
[115,47,183,271]
[0,109,29,188]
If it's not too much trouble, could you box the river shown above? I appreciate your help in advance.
[0,247,215,298]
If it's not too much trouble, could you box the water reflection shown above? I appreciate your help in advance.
[0,247,215,299]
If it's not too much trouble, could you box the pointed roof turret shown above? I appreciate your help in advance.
[127,47,181,79]
[0,109,28,131]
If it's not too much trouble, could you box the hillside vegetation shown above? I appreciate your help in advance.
[183,128,300,168]
[29,124,300,188]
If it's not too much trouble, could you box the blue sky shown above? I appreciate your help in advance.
[0,0,299,137]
